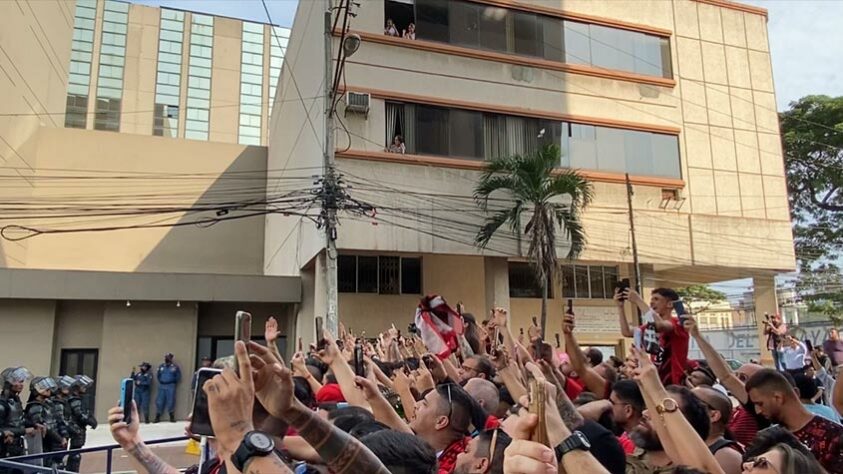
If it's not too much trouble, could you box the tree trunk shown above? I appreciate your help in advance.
[540,278,548,340]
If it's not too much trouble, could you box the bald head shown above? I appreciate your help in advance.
[464,378,499,411]
[736,363,764,383]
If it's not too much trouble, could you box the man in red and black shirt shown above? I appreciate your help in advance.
[746,369,843,474]
[616,287,690,386]
[410,383,472,474]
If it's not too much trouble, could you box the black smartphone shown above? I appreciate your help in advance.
[566,299,574,314]
[616,279,630,300]
[531,316,538,327]
[555,333,560,348]
[119,378,134,424]
[190,368,222,437]
[673,300,688,324]
[353,344,364,377]
[805,339,814,352]
[234,311,252,374]
[315,316,325,350]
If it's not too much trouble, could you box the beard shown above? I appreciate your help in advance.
[630,425,663,451]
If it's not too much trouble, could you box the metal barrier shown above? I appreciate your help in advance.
[0,436,190,474]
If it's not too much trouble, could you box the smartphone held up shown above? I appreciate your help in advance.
[190,368,223,437]
[119,378,134,424]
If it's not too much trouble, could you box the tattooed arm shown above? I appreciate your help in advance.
[284,399,390,474]
[108,403,180,474]
[125,442,181,474]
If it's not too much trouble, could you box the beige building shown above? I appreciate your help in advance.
[0,0,299,421]
[269,0,794,360]
[690,301,736,330]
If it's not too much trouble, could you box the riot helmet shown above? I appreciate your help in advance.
[74,375,94,393]
[57,375,77,395]
[31,376,56,396]
[1,367,32,393]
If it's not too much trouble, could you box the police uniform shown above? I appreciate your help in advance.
[64,375,97,473]
[0,367,31,471]
[133,364,153,423]
[155,356,181,423]
[24,377,65,468]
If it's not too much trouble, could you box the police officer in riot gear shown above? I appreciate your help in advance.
[25,377,66,468]
[0,367,33,467]
[64,375,97,472]
[155,353,181,423]
[132,362,152,423]
[53,376,77,470]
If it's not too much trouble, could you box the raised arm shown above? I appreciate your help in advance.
[249,341,390,474]
[686,317,748,404]
[108,402,181,474]
[563,313,609,398]
[323,329,371,410]
[615,290,634,338]
[290,351,323,394]
[632,347,724,474]
[265,316,284,362]
[354,376,413,434]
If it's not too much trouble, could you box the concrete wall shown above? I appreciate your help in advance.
[16,127,267,275]
[264,0,326,278]
[0,300,57,383]
[0,0,74,267]
[121,3,159,135]
[209,17,242,144]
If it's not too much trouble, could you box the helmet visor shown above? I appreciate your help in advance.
[33,378,54,393]
[58,375,77,390]
[6,367,32,384]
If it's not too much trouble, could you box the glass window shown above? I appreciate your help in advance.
[589,266,606,299]
[105,1,129,14]
[159,52,182,64]
[513,11,539,57]
[192,14,214,26]
[477,6,508,52]
[561,265,575,298]
[191,24,214,36]
[64,94,88,129]
[573,265,590,298]
[508,262,544,298]
[102,22,128,35]
[595,126,626,173]
[602,266,619,299]
[189,65,211,78]
[564,21,591,65]
[242,31,264,45]
[401,258,422,294]
[243,22,264,34]
[238,125,261,138]
[74,17,95,30]
[191,56,212,69]
[357,256,378,293]
[415,105,449,156]
[103,11,128,24]
[449,1,479,48]
[541,16,564,62]
[160,29,183,42]
[184,130,208,140]
[76,6,96,19]
[71,51,93,63]
[449,109,483,159]
[416,0,449,43]
[161,9,184,21]
[338,256,357,292]
[94,97,121,131]
[379,256,400,295]
[73,29,94,43]
[158,61,181,74]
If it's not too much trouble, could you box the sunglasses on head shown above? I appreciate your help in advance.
[745,456,778,473]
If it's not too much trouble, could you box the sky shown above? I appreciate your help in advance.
[132,0,843,111]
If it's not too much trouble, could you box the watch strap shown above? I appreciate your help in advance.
[231,431,274,473]
[555,431,589,458]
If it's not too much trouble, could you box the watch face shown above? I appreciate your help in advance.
[577,431,591,449]
[662,398,679,412]
[248,432,274,451]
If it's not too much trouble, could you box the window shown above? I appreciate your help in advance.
[338,255,422,295]
[186,14,213,141]
[386,102,680,179]
[154,9,184,137]
[93,0,128,131]
[65,0,99,128]
[239,21,264,145]
[508,262,548,298]
[391,0,671,79]
[561,265,620,299]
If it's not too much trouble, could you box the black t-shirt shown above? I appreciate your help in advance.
[577,419,626,474]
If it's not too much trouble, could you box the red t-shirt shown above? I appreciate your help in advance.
[564,376,585,400]
[438,437,470,474]
[793,415,843,474]
[639,316,689,386]
[728,405,761,447]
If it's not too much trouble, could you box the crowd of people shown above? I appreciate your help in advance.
[3,287,842,473]
[101,289,842,474]
[0,371,97,472]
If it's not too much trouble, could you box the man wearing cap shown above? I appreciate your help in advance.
[133,362,153,423]
[155,353,181,423]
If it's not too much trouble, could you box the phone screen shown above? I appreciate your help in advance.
[353,345,364,377]
[120,379,134,424]
[234,311,252,374]
[566,299,574,313]
[315,317,325,350]
[190,368,222,437]
[673,300,687,316]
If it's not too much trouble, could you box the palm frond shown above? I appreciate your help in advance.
[546,170,594,209]
[554,205,587,259]
[476,207,518,249]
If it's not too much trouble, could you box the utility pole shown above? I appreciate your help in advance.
[322,5,339,335]
[625,173,642,325]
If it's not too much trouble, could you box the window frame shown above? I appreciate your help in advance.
[338,255,423,295]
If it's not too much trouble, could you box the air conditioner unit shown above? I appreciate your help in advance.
[345,91,370,117]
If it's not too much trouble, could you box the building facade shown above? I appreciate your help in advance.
[64,0,290,145]
[269,0,794,360]
[0,0,298,421]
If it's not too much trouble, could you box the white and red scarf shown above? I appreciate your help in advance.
[414,294,464,359]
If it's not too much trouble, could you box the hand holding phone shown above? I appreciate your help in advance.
[189,368,223,437]
[119,378,134,424]
[315,317,326,350]
[528,378,550,447]
[353,344,365,377]
[566,299,574,314]
[234,311,252,374]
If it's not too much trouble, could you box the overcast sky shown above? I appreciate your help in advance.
[132,0,843,111]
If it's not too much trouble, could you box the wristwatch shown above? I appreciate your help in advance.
[656,398,679,414]
[555,430,591,458]
[231,431,275,472]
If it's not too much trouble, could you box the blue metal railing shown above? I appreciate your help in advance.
[0,436,190,474]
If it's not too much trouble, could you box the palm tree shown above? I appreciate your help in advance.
[474,144,593,335]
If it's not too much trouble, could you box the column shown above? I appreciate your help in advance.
[753,275,778,366]
[484,257,510,317]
